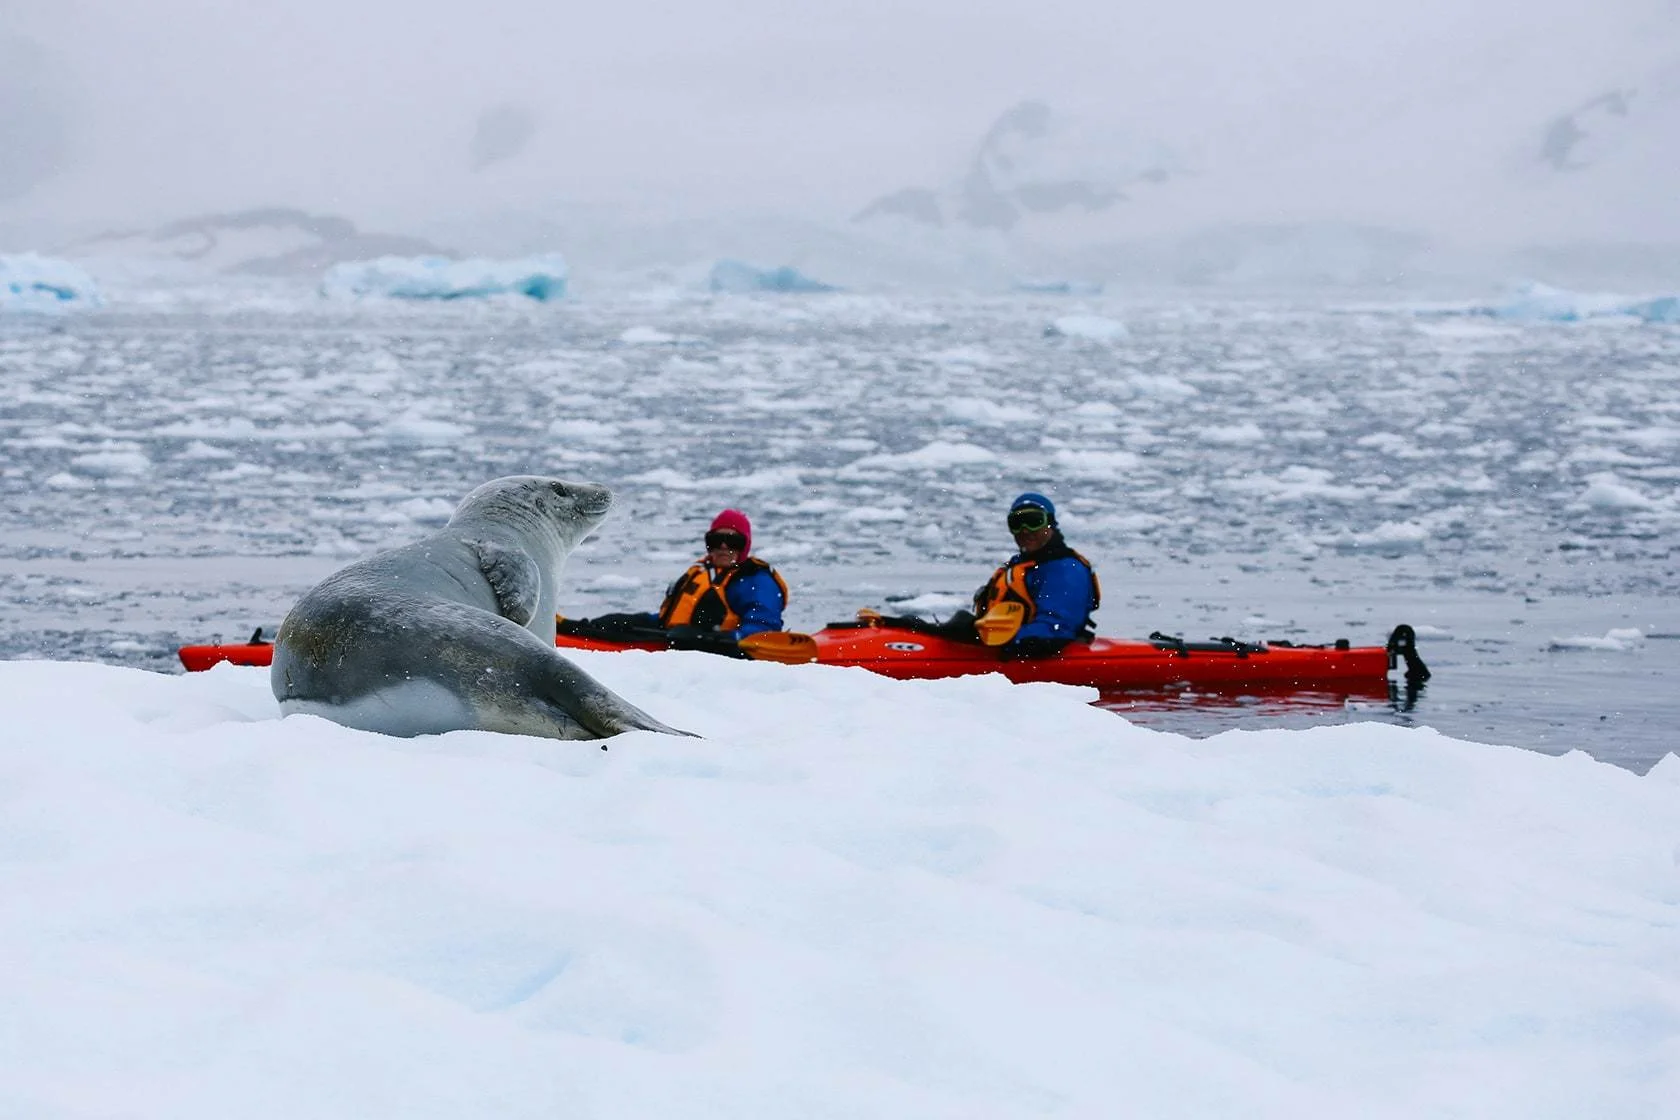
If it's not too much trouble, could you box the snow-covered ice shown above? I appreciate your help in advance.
[320,254,568,301]
[1,654,1676,1118]
[0,253,103,311]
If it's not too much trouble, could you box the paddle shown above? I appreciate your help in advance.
[975,601,1026,647]
[737,631,820,664]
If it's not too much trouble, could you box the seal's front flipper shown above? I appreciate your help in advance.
[545,654,698,739]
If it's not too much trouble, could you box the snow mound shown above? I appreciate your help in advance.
[1,656,1677,1117]
[1045,314,1129,341]
[0,253,102,311]
[708,260,837,294]
[321,254,568,301]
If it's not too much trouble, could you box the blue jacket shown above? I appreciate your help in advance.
[1015,552,1098,642]
[977,533,1100,645]
[717,564,785,637]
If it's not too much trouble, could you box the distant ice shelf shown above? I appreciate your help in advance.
[0,253,103,312]
[320,254,568,301]
[708,259,837,294]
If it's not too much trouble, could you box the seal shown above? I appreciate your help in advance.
[271,475,689,740]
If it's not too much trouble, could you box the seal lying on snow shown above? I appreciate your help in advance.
[272,476,689,740]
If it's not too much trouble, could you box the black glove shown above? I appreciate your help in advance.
[667,625,750,659]
[999,637,1070,661]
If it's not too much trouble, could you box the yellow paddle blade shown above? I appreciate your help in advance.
[737,631,820,665]
[975,601,1026,647]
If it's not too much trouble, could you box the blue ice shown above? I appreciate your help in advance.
[708,259,837,294]
[321,254,568,301]
[0,253,103,312]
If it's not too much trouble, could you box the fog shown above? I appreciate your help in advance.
[3,0,1677,257]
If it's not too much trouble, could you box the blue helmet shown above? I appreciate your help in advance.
[1009,492,1056,523]
[1001,490,1055,530]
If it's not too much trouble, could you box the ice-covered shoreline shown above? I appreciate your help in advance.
[1,653,1675,1118]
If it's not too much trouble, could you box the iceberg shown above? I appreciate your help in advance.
[708,259,837,294]
[321,253,567,301]
[1454,282,1680,324]
[0,253,102,311]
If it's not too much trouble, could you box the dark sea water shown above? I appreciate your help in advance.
[2,295,1676,771]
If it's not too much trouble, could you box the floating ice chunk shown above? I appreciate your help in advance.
[392,497,455,523]
[71,449,151,477]
[1045,314,1129,341]
[175,441,238,461]
[0,253,103,311]
[584,574,644,591]
[708,260,837,294]
[1051,448,1142,477]
[1128,373,1197,399]
[845,441,998,472]
[383,415,469,445]
[628,467,696,489]
[547,418,618,444]
[1231,465,1368,504]
[1548,627,1645,652]
[944,398,1038,425]
[884,591,970,615]
[1203,421,1265,445]
[842,506,910,523]
[1580,473,1656,510]
[618,326,679,345]
[929,346,999,367]
[321,254,567,301]
[1338,520,1431,552]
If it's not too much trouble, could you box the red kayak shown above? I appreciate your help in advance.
[179,622,1422,697]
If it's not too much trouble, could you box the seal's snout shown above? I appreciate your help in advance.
[558,480,613,518]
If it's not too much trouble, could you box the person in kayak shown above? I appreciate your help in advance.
[969,492,1101,658]
[559,509,788,655]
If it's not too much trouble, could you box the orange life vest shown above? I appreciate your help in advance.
[657,556,789,632]
[975,545,1101,625]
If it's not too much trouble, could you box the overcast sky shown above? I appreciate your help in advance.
[2,0,1674,240]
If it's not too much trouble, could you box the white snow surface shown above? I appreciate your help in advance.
[0,252,103,311]
[2,655,1677,1119]
[320,254,568,301]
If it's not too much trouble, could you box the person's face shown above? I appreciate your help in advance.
[1006,505,1054,553]
[1012,524,1054,553]
[704,530,745,569]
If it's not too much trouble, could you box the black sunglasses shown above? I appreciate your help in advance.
[1006,507,1052,534]
[705,530,747,550]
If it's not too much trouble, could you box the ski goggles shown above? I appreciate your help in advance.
[704,530,747,551]
[1006,506,1052,534]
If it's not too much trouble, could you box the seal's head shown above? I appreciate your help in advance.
[449,475,614,549]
